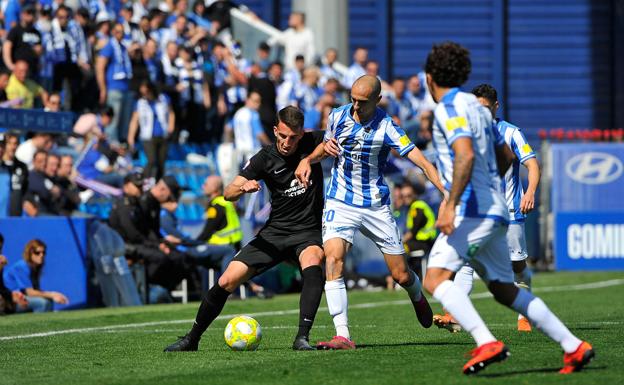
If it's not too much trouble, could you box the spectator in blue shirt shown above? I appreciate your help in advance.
[3,239,68,313]
[96,22,134,143]
[127,81,175,181]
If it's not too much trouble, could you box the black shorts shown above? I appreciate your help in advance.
[233,229,322,275]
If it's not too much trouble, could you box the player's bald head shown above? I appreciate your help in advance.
[352,75,381,99]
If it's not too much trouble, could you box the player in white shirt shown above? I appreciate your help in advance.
[421,42,593,375]
[437,84,541,333]
[296,75,448,349]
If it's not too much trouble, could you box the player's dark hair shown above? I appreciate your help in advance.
[278,106,304,131]
[471,83,498,105]
[425,41,471,88]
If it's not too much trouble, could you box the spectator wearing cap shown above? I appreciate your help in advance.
[1,133,29,216]
[109,175,192,303]
[127,81,175,181]
[3,5,42,74]
[268,11,315,70]
[45,5,89,111]
[248,62,278,134]
[6,60,48,109]
[3,239,69,312]
[96,22,133,143]
[254,41,271,72]
[176,46,211,142]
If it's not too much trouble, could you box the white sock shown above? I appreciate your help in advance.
[400,270,422,302]
[433,280,496,346]
[325,278,350,339]
[511,289,582,353]
[454,264,475,296]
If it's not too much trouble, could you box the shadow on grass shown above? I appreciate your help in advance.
[356,341,473,349]
[479,365,606,378]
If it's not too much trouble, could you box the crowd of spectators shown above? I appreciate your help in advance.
[0,0,440,312]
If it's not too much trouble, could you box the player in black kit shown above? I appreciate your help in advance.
[164,106,325,352]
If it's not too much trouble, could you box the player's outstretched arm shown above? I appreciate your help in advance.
[437,137,474,235]
[295,141,332,187]
[224,176,261,202]
[520,158,540,213]
[405,147,447,198]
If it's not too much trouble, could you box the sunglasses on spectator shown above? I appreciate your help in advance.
[33,249,46,256]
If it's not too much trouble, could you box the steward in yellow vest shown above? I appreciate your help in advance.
[196,176,243,249]
[403,195,437,280]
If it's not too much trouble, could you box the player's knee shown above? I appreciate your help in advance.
[218,274,243,292]
[391,269,410,286]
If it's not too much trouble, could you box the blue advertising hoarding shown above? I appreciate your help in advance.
[551,143,624,270]
[555,212,624,270]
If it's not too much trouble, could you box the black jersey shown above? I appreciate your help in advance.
[240,131,324,234]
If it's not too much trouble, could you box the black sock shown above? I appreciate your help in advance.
[188,285,231,341]
[297,265,324,338]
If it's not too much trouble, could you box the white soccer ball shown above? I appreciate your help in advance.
[224,315,262,351]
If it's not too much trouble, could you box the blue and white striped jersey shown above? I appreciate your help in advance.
[496,119,536,223]
[324,104,415,207]
[431,88,508,222]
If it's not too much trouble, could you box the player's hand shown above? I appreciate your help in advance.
[51,292,69,304]
[165,234,182,245]
[520,192,535,214]
[12,290,28,307]
[436,200,456,235]
[159,242,171,254]
[324,138,340,157]
[295,158,312,188]
[240,180,261,193]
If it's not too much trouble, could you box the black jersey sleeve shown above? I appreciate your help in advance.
[310,130,324,146]
[239,150,266,181]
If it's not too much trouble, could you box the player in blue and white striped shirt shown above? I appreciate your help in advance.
[296,75,447,349]
[444,84,542,333]
[422,42,591,375]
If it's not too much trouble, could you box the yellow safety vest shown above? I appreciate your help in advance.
[206,196,243,245]
[406,200,437,241]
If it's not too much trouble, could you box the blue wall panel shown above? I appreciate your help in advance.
[507,0,612,137]
[348,0,389,79]
[391,0,502,94]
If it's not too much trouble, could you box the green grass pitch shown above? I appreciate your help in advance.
[1,271,623,385]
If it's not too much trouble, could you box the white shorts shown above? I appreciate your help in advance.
[428,217,514,284]
[507,222,528,262]
[322,199,404,255]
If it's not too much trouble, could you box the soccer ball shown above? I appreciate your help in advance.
[224,316,262,351]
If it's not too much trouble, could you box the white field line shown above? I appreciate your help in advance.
[1,278,623,341]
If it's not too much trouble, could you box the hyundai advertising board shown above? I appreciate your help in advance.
[552,144,624,270]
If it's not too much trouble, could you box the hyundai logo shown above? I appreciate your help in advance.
[565,152,623,185]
